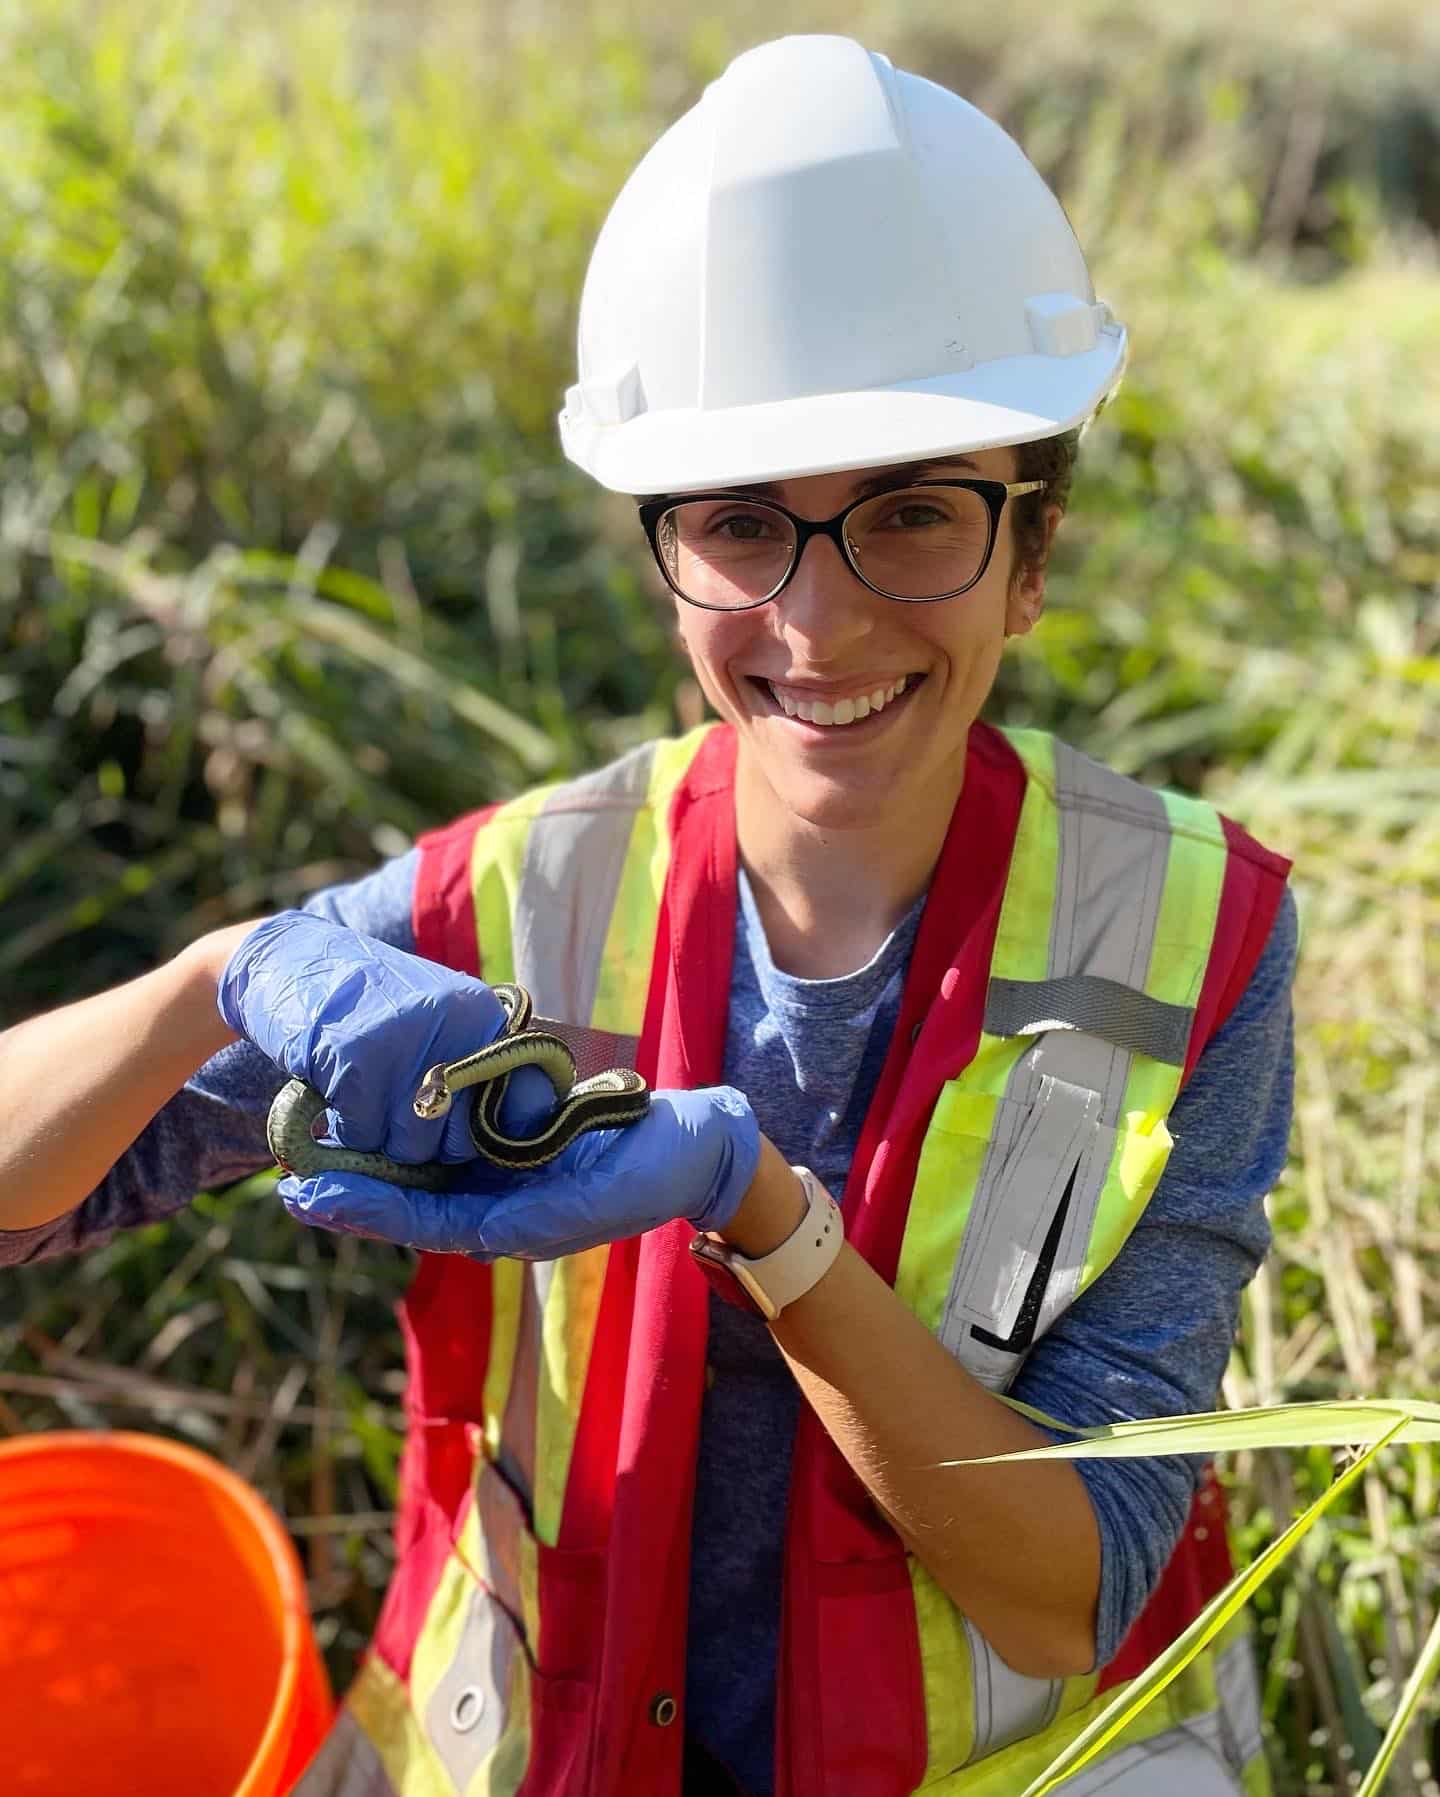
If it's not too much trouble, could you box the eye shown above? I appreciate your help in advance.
[708,509,780,542]
[858,488,959,533]
[889,501,948,529]
[717,514,766,540]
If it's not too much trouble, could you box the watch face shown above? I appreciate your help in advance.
[688,1235,768,1317]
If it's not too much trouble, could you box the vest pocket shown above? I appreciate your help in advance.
[932,1077,1120,1394]
[953,1074,1104,1345]
[464,1456,607,1683]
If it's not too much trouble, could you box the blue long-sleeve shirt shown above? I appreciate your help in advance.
[1,844,1296,1796]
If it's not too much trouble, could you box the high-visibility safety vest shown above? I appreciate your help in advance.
[298,722,1289,1797]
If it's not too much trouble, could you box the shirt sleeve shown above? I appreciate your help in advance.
[0,849,422,1267]
[1007,885,1298,1669]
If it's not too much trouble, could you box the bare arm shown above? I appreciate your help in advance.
[721,1138,1101,1678]
[0,921,259,1230]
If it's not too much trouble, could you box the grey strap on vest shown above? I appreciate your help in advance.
[985,974,1193,1068]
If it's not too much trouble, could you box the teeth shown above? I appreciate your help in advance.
[767,676,909,726]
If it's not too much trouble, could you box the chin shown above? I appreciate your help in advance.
[767,766,898,833]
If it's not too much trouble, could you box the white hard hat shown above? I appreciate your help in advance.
[560,35,1126,495]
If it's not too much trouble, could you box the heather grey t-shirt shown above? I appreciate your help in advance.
[1,844,1296,1797]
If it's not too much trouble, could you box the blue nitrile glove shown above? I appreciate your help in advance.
[275,1086,762,1260]
[217,910,557,1166]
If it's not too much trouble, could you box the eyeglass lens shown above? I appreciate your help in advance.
[656,486,995,607]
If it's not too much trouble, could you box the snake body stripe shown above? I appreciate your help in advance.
[266,983,649,1190]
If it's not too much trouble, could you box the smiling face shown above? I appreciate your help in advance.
[666,446,1053,845]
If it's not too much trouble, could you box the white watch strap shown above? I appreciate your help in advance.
[724,1165,844,1320]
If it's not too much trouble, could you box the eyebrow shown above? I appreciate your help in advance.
[725,457,983,503]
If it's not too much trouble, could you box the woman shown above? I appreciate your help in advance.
[0,35,1294,1797]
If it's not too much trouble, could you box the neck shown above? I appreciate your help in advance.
[734,747,965,979]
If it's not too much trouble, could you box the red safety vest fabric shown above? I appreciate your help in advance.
[382,723,1289,1796]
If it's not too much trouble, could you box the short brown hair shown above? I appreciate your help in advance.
[1011,429,1081,574]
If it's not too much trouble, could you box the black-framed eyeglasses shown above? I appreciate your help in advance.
[638,478,1046,611]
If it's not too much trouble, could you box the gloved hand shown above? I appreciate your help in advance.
[217,910,557,1166]
[275,1086,762,1260]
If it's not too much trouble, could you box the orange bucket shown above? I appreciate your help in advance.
[0,1430,334,1796]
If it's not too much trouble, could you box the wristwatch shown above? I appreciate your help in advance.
[689,1165,843,1321]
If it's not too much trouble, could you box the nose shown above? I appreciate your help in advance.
[772,530,876,659]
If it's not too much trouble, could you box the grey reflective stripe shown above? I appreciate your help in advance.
[510,741,656,1021]
[1213,1628,1264,1769]
[962,1616,1061,1761]
[1049,1711,1236,1795]
[1049,741,1173,1023]
[291,1708,399,1797]
[422,1580,524,1791]
[1022,743,1175,1334]
[985,975,1193,1067]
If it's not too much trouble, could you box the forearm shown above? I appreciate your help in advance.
[0,922,257,1229]
[722,1139,1101,1677]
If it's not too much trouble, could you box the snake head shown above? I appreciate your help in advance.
[412,1064,455,1121]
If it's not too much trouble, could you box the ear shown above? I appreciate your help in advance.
[1005,504,1063,638]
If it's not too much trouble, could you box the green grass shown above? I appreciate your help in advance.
[0,2,1437,1789]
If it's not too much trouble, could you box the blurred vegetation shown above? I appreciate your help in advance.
[0,1,1436,1791]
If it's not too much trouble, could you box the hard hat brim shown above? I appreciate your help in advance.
[562,334,1125,496]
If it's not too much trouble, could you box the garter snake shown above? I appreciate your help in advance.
[266,983,649,1190]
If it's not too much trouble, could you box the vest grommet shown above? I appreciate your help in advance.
[649,1692,678,1727]
[450,1685,486,1733]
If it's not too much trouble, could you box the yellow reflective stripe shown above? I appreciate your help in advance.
[346,1653,460,1797]
[1079,1109,1176,1294]
[532,1244,611,1547]
[1147,788,1227,1008]
[991,730,1060,986]
[521,1533,542,1671]
[468,787,559,985]
[1242,1753,1273,1796]
[910,1560,978,1776]
[481,1260,524,1465]
[590,724,715,1036]
[896,1080,1012,1332]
